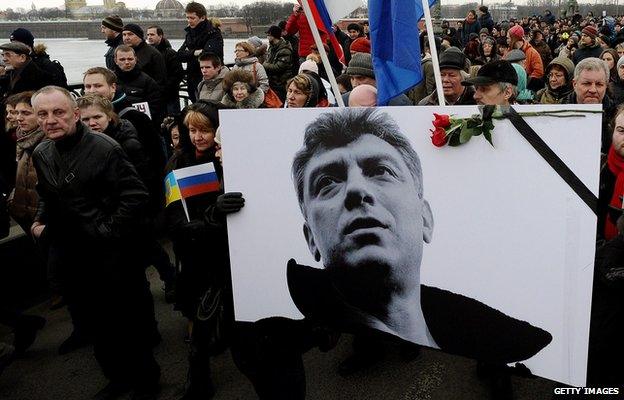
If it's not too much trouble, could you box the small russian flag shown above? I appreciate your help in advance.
[164,162,220,208]
[175,162,220,199]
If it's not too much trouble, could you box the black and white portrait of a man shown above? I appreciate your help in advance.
[287,108,552,364]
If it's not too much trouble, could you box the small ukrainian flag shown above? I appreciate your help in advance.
[164,171,182,207]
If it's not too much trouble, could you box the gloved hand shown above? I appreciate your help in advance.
[215,192,245,215]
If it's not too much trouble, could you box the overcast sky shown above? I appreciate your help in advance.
[0,0,600,11]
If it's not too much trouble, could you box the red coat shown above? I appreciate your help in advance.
[521,42,545,80]
[286,12,328,58]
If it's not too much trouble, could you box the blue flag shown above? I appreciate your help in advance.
[369,0,436,105]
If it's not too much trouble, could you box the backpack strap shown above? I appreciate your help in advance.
[118,106,135,118]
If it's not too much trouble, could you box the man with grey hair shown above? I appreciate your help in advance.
[30,86,161,399]
[461,59,518,105]
[564,57,615,152]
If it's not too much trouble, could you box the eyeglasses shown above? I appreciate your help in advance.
[547,73,565,79]
[234,49,245,53]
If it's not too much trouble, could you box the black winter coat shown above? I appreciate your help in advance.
[572,43,603,64]
[0,175,9,239]
[164,147,228,317]
[105,34,123,70]
[154,39,184,100]
[114,66,163,124]
[134,40,167,87]
[32,122,149,242]
[478,13,494,33]
[104,120,149,185]
[32,48,67,88]
[178,20,224,81]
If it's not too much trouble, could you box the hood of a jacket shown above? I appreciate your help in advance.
[222,88,264,109]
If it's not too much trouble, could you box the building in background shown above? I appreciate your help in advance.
[154,0,184,19]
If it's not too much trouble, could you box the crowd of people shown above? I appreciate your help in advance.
[0,2,623,399]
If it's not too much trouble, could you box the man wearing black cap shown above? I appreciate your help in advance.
[0,42,53,100]
[122,23,167,89]
[102,15,124,70]
[419,48,475,106]
[263,25,294,102]
[462,59,518,105]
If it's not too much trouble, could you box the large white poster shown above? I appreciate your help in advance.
[220,105,601,387]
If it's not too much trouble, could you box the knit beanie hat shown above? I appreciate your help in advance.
[265,26,282,40]
[350,37,371,54]
[582,25,598,39]
[298,59,318,74]
[346,52,375,79]
[102,15,124,33]
[122,23,144,39]
[508,25,525,40]
[248,36,263,49]
[9,28,34,49]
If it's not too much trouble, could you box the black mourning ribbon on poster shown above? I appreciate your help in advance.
[498,106,598,216]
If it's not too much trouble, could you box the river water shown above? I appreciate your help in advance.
[41,38,246,85]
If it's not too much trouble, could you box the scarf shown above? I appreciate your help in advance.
[605,146,624,239]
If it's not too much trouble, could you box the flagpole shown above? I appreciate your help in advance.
[180,198,190,223]
[422,0,445,106]
[300,0,346,107]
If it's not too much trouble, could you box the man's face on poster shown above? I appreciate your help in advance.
[300,134,433,287]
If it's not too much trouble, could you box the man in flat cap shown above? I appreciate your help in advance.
[462,59,518,106]
[0,42,54,100]
[419,47,475,106]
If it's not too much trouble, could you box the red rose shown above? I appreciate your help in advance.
[432,113,451,128]
[431,127,448,147]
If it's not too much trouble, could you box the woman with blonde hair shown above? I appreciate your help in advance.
[164,100,243,399]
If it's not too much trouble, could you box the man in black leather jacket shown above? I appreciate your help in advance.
[30,86,161,400]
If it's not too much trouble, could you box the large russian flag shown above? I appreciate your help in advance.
[308,0,362,62]
[174,162,220,199]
